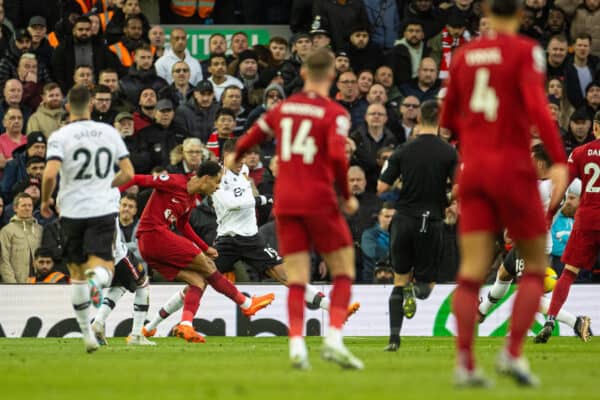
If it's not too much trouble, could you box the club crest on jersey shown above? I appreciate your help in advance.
[336,115,350,136]
[154,173,170,181]
[164,208,176,223]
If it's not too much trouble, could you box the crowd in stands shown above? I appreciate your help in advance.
[0,0,598,284]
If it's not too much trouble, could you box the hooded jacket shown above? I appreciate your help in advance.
[173,96,219,143]
[26,104,63,138]
[120,66,169,105]
[0,214,42,283]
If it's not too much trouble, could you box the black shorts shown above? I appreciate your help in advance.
[113,251,147,292]
[60,213,117,265]
[214,234,282,275]
[389,213,443,283]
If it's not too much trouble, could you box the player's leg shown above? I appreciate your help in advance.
[385,271,411,352]
[83,215,119,302]
[537,295,592,342]
[127,275,155,346]
[478,264,513,322]
[169,269,208,343]
[143,286,186,336]
[92,286,126,345]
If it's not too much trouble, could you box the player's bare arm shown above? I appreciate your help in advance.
[111,157,135,188]
[41,159,61,218]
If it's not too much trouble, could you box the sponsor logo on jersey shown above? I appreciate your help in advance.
[465,48,502,66]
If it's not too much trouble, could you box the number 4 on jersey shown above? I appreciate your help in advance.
[469,68,499,122]
[280,118,317,164]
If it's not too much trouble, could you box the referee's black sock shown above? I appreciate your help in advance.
[389,286,404,345]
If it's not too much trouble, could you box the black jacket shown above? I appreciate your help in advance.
[565,57,600,109]
[0,39,52,90]
[104,9,150,46]
[404,2,445,40]
[386,42,433,87]
[312,0,371,51]
[120,66,168,106]
[347,42,384,74]
[4,0,60,30]
[173,97,219,143]
[132,122,189,173]
[350,124,398,192]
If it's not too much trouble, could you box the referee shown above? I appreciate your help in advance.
[377,100,458,351]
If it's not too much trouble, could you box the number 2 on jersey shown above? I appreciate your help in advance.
[73,147,113,180]
[584,162,600,193]
[280,118,317,164]
[469,68,499,122]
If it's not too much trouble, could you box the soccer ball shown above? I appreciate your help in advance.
[544,267,558,293]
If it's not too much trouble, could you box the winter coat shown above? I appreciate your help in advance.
[386,40,433,87]
[0,215,42,283]
[347,42,384,74]
[404,2,445,41]
[571,4,600,57]
[312,0,371,51]
[120,67,169,106]
[363,0,400,49]
[26,104,62,137]
[132,122,189,173]
[0,39,52,90]
[350,123,398,192]
[1,148,27,202]
[173,97,219,143]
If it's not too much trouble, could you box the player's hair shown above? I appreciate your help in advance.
[67,85,92,115]
[197,160,222,178]
[34,247,54,259]
[42,82,60,95]
[303,48,335,81]
[419,100,439,126]
[269,36,288,47]
[487,0,521,17]
[121,192,138,204]
[216,107,236,120]
[532,143,552,167]
[93,84,111,95]
[209,53,227,65]
[151,166,167,174]
[26,156,45,167]
[222,138,238,154]
[13,192,33,208]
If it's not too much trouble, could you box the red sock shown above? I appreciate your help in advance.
[547,269,577,317]
[452,278,481,371]
[206,271,246,305]
[288,284,305,337]
[508,272,544,358]
[181,286,203,323]
[329,275,352,329]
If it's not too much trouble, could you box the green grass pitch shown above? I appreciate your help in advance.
[1,337,598,400]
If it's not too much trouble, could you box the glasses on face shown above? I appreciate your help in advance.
[174,68,189,73]
[402,103,419,109]
[339,80,357,84]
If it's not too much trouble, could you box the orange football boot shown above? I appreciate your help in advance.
[172,324,206,343]
[345,302,361,322]
[242,293,275,317]
[142,326,156,337]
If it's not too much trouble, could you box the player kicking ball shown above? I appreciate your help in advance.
[131,161,274,343]
[229,48,363,370]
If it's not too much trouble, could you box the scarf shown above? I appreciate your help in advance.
[440,27,469,80]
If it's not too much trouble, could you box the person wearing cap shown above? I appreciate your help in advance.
[309,15,332,49]
[334,51,351,75]
[427,8,471,80]
[134,98,189,173]
[133,86,157,132]
[563,108,594,155]
[312,0,372,51]
[174,79,218,143]
[347,25,383,74]
[564,33,598,109]
[26,16,53,70]
[114,111,135,138]
[232,49,261,102]
[0,29,33,89]
[26,83,63,138]
[1,130,45,203]
[550,179,582,274]
[245,82,285,131]
[386,20,433,87]
[207,54,243,102]
[119,43,168,105]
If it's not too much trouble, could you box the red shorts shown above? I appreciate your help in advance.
[138,229,201,281]
[458,168,546,241]
[276,212,353,256]
[561,229,600,271]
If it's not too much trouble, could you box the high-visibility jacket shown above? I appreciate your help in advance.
[99,10,114,32]
[109,42,157,68]
[48,32,60,48]
[74,0,91,15]
[170,0,215,18]
[28,271,67,284]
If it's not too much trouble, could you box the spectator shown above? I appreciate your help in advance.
[546,34,569,80]
[551,179,581,275]
[312,0,371,51]
[346,26,383,74]
[155,27,203,86]
[200,33,227,77]
[565,33,598,109]
[0,107,26,167]
[571,0,600,57]
[404,0,445,40]
[399,95,421,141]
[207,54,243,102]
[14,54,48,110]
[167,137,205,174]
[0,192,42,283]
[336,70,368,128]
[119,192,139,244]
[363,0,400,50]
[99,68,133,112]
[148,25,165,58]
[266,36,289,70]
[27,16,53,71]
[158,61,195,108]
[104,0,151,45]
[226,31,250,66]
[375,64,402,105]
[547,77,574,131]
[51,16,118,94]
[519,5,544,40]
[91,85,117,124]
[374,264,394,283]
[119,44,168,105]
[0,4,12,57]
[350,103,398,191]
[72,64,94,89]
[540,7,569,47]
[26,82,63,137]
[134,98,187,172]
[428,9,471,80]
[232,50,262,107]
[108,15,150,72]
[246,82,285,130]
[399,57,441,102]
[563,108,594,155]
[27,247,68,283]
[387,20,432,87]
[547,95,568,137]
[206,107,236,159]
[174,80,218,143]
[11,155,44,199]
[579,81,600,120]
[334,51,351,75]
[113,111,136,149]
[309,17,332,49]
[361,202,396,282]
[0,80,32,132]
[357,69,374,98]
[0,29,32,89]
[1,131,45,203]
[221,85,248,136]
[133,86,156,133]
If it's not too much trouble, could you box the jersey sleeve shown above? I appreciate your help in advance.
[120,174,180,192]
[379,148,402,185]
[567,149,580,182]
[328,111,351,200]
[113,131,130,160]
[439,51,461,134]
[46,135,64,161]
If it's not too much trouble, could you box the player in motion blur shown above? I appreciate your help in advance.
[41,85,135,353]
[535,111,600,344]
[440,0,568,386]
[132,161,274,343]
[229,48,363,370]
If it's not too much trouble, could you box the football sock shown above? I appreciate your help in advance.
[305,284,330,310]
[508,272,544,358]
[181,285,203,324]
[325,327,343,347]
[452,278,481,371]
[388,286,404,345]
[71,280,92,337]
[329,275,352,330]
[90,266,112,289]
[95,287,126,324]
[538,296,576,328]
[547,269,577,319]
[132,282,150,335]
[479,278,511,315]
[145,289,185,331]
[206,271,247,306]
[288,284,306,337]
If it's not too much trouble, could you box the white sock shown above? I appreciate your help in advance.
[539,296,576,328]
[325,327,343,347]
[479,279,512,315]
[71,280,92,337]
[132,282,149,335]
[146,289,185,331]
[289,336,307,358]
[91,267,113,289]
[240,296,252,310]
[305,284,330,310]
[95,287,126,324]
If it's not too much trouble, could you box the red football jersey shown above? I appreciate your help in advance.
[440,33,566,173]
[568,140,600,231]
[132,174,208,251]
[236,91,351,216]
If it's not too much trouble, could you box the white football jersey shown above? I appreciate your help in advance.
[213,166,258,237]
[47,120,129,219]
[538,179,553,254]
[111,189,128,263]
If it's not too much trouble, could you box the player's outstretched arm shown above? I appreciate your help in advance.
[112,157,135,188]
[234,119,271,162]
[41,160,61,218]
